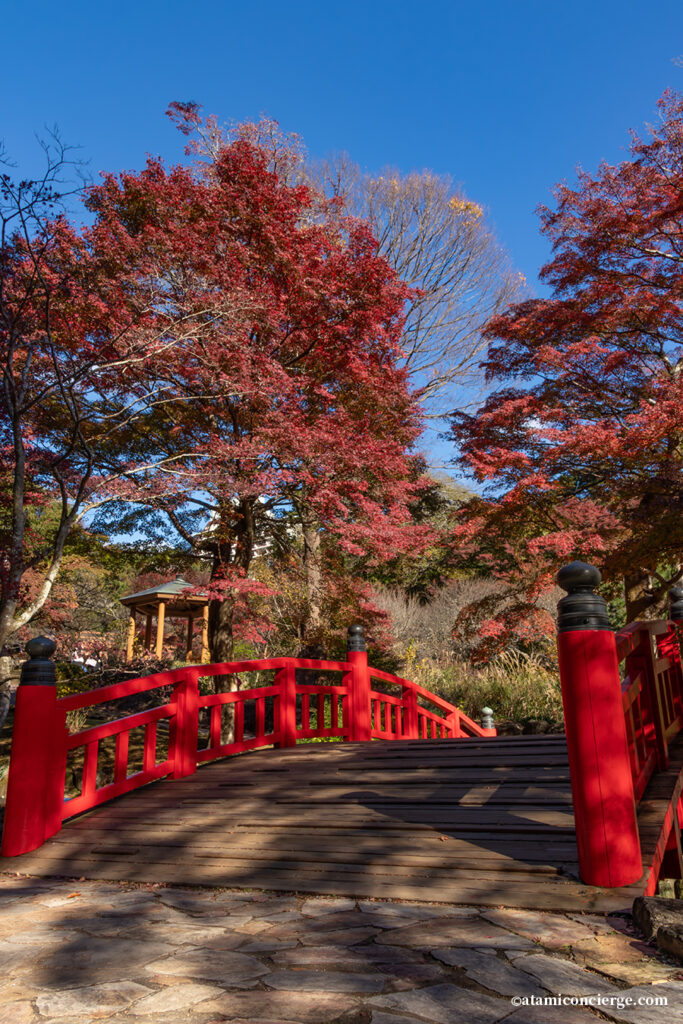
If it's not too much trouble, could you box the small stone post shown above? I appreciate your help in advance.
[1,637,67,856]
[556,562,642,888]
[481,707,495,735]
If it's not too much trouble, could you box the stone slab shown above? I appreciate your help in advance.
[482,908,596,948]
[143,948,268,985]
[514,953,619,996]
[369,982,509,1024]
[35,981,152,1018]
[432,947,546,997]
[264,969,387,993]
[301,898,357,916]
[380,917,534,949]
[0,1002,36,1024]
[593,981,683,1024]
[129,982,224,1014]
[193,989,357,1022]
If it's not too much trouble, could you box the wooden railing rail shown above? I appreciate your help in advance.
[1,625,496,858]
[615,620,683,801]
[367,667,494,740]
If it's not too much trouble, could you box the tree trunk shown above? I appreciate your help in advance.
[301,515,323,645]
[205,498,256,742]
[208,595,235,663]
[624,570,658,622]
[207,595,238,745]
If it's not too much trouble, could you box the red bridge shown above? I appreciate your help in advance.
[2,563,683,912]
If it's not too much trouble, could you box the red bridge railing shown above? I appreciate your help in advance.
[1,624,494,858]
[556,563,683,890]
[617,620,683,802]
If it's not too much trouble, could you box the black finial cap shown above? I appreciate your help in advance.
[670,586,683,623]
[20,636,57,686]
[557,562,602,593]
[556,562,611,633]
[347,624,366,652]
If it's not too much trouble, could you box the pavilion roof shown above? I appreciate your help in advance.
[120,577,207,607]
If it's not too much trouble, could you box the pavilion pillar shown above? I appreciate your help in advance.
[155,601,166,659]
[201,605,209,664]
[125,610,136,663]
[144,613,153,650]
[186,616,194,662]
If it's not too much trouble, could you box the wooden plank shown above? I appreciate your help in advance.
[58,811,577,832]
[8,850,636,912]
[42,826,575,864]
[5,843,584,894]
[258,790,574,805]
[57,847,574,884]
[56,819,579,853]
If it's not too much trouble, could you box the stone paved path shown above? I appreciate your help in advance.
[1,872,682,1024]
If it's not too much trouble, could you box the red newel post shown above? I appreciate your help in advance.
[170,668,199,779]
[348,625,372,741]
[275,664,297,748]
[1,637,67,857]
[556,562,642,888]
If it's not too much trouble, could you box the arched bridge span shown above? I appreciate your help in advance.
[3,575,683,912]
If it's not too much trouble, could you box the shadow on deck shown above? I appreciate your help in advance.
[5,734,671,913]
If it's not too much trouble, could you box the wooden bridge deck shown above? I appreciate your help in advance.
[5,734,666,912]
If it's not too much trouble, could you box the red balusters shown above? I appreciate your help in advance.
[556,563,643,888]
[114,731,129,784]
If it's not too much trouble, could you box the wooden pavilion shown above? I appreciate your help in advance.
[120,577,209,663]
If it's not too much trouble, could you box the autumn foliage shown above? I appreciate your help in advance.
[451,91,683,653]
[1,105,429,657]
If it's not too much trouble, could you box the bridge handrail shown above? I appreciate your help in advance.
[615,619,671,662]
[58,657,352,711]
[368,667,493,739]
[615,619,683,801]
[1,629,496,859]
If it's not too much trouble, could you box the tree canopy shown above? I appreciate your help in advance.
[1,105,430,657]
[450,90,683,651]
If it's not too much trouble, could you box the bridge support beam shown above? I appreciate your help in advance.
[557,562,642,888]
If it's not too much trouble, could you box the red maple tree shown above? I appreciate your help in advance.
[84,104,430,658]
[450,91,683,653]
[0,138,207,653]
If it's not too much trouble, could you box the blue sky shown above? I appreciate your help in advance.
[4,0,682,294]
[3,0,682,469]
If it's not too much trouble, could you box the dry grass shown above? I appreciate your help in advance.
[408,649,564,726]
